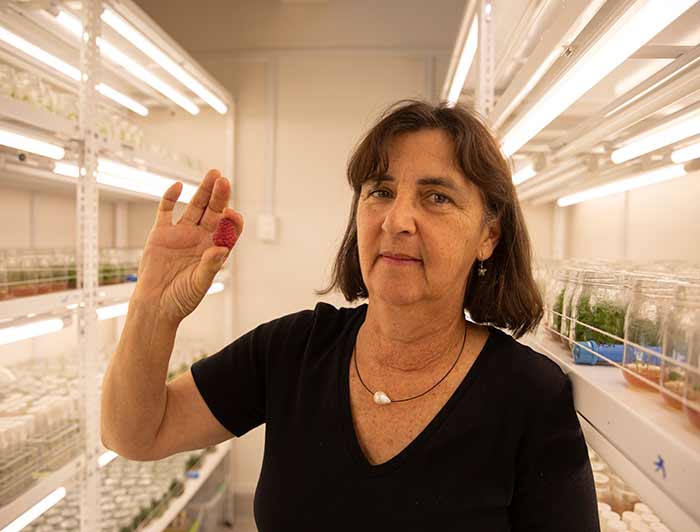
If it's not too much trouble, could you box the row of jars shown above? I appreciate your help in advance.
[537,260,700,431]
[0,247,144,300]
[1,62,205,173]
[21,448,221,532]
[0,356,82,506]
[0,334,209,509]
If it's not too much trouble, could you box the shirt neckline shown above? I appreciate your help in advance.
[338,303,501,476]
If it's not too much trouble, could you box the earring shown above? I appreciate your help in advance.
[477,260,487,277]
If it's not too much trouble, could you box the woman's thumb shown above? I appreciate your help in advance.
[194,247,229,291]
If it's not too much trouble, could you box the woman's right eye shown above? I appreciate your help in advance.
[368,188,390,198]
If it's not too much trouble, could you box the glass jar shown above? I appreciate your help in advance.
[13,71,39,103]
[622,277,676,390]
[0,63,15,98]
[546,268,569,342]
[659,284,698,409]
[37,80,56,113]
[569,270,628,362]
[48,251,69,292]
[561,268,585,348]
[670,284,700,429]
[13,251,39,297]
[35,253,53,294]
[65,249,77,289]
[0,250,9,301]
[56,93,78,122]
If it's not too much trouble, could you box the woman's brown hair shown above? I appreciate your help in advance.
[315,99,543,338]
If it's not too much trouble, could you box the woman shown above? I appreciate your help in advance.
[101,100,599,531]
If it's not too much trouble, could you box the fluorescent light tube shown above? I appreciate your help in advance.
[611,110,700,164]
[0,25,80,81]
[54,161,80,178]
[0,129,65,160]
[512,164,536,185]
[54,161,197,203]
[557,164,686,207]
[97,302,128,320]
[95,83,148,116]
[0,318,64,345]
[98,39,199,115]
[101,8,227,114]
[447,16,478,107]
[501,0,697,157]
[98,450,118,468]
[1,487,66,532]
[671,141,700,164]
[2,19,147,115]
[55,10,198,115]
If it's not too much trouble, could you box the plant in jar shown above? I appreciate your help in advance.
[574,295,626,345]
[622,279,673,391]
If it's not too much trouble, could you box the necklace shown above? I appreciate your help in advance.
[353,322,467,405]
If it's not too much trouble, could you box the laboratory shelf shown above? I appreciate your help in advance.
[0,452,84,529]
[521,330,700,529]
[0,271,229,323]
[141,441,231,532]
[579,416,697,532]
[0,94,77,140]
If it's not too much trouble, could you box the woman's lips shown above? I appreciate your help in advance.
[381,255,420,265]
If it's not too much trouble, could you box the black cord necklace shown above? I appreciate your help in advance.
[353,321,467,405]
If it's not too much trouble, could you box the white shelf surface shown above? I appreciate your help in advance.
[522,331,700,528]
[1,270,230,322]
[141,441,231,532]
[0,453,84,529]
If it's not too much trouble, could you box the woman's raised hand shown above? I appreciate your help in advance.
[133,169,244,325]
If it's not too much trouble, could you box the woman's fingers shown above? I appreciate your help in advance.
[177,169,221,226]
[155,181,183,227]
[199,176,232,232]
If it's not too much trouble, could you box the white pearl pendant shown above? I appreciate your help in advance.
[373,391,392,405]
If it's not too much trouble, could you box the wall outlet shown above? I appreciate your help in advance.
[257,213,277,242]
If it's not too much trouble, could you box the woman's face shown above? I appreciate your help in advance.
[356,128,499,308]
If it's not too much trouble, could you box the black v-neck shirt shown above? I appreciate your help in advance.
[191,302,600,532]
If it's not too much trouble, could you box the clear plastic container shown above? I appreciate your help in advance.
[622,278,676,390]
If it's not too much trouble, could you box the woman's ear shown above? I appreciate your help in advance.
[478,219,500,261]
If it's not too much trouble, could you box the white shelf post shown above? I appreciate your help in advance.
[77,1,102,530]
[476,0,495,120]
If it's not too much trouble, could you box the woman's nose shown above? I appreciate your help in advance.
[381,195,417,234]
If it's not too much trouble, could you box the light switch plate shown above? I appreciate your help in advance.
[257,213,277,242]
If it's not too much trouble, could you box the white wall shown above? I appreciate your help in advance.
[523,169,700,262]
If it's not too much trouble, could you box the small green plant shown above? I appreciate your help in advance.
[552,289,564,330]
[574,295,626,344]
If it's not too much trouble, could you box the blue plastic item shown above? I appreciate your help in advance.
[572,341,624,365]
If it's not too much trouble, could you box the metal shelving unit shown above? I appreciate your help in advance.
[444,1,700,531]
[0,0,236,530]
[521,329,700,532]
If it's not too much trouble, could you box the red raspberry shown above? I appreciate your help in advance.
[212,218,239,249]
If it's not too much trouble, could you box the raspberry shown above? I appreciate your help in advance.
[212,218,239,249]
